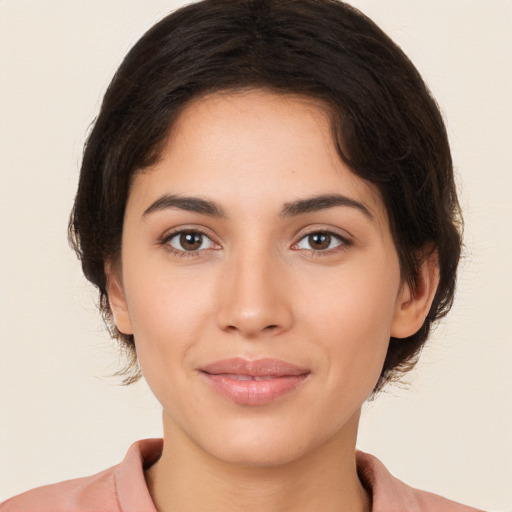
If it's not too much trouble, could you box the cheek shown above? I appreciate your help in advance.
[125,251,214,326]
[301,260,399,387]
[122,261,215,379]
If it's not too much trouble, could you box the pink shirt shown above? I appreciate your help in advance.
[1,439,484,511]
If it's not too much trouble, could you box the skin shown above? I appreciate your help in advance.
[107,90,438,512]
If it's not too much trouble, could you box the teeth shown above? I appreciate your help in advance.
[254,376,276,381]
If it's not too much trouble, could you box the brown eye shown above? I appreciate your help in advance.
[167,230,216,252]
[295,231,346,252]
[180,232,203,251]
[308,233,331,250]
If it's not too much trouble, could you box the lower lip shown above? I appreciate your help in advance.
[200,373,309,406]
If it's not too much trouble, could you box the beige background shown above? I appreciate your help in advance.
[0,1,511,510]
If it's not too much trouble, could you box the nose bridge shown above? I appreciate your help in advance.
[216,238,293,337]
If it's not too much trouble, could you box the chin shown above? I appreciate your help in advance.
[194,417,333,468]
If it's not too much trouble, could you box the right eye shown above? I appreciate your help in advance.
[165,230,217,254]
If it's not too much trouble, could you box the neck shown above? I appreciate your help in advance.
[146,411,371,512]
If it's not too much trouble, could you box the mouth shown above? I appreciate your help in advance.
[198,358,311,406]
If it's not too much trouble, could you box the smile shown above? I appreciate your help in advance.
[199,358,310,406]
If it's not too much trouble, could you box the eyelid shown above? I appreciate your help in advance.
[159,226,221,256]
[291,227,353,254]
[293,224,353,242]
[158,224,352,257]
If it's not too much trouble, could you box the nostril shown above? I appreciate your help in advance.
[225,324,280,333]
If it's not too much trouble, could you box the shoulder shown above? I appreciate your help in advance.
[356,451,485,512]
[0,466,119,512]
[0,439,162,512]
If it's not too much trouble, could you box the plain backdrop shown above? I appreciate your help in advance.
[0,1,511,510]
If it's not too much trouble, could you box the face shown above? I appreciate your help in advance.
[109,90,422,466]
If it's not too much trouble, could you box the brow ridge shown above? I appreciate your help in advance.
[143,193,372,220]
[143,194,227,218]
[279,194,373,219]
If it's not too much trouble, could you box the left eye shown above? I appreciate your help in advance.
[167,231,216,252]
[295,232,345,251]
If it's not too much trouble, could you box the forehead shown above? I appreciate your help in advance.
[131,90,388,228]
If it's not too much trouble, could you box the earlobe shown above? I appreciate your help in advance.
[105,262,134,335]
[391,251,440,339]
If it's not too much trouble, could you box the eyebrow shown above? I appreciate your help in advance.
[143,195,227,218]
[142,193,373,220]
[280,194,373,219]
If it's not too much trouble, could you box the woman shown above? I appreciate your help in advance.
[0,1,488,510]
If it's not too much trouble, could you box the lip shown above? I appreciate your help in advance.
[199,358,310,406]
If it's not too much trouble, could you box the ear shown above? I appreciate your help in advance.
[105,261,134,335]
[391,250,440,339]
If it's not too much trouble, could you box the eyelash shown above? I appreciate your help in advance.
[292,231,352,256]
[160,228,218,258]
[160,229,352,258]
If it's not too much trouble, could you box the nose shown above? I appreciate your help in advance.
[216,246,294,339]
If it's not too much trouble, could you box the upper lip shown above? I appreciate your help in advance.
[199,358,310,377]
